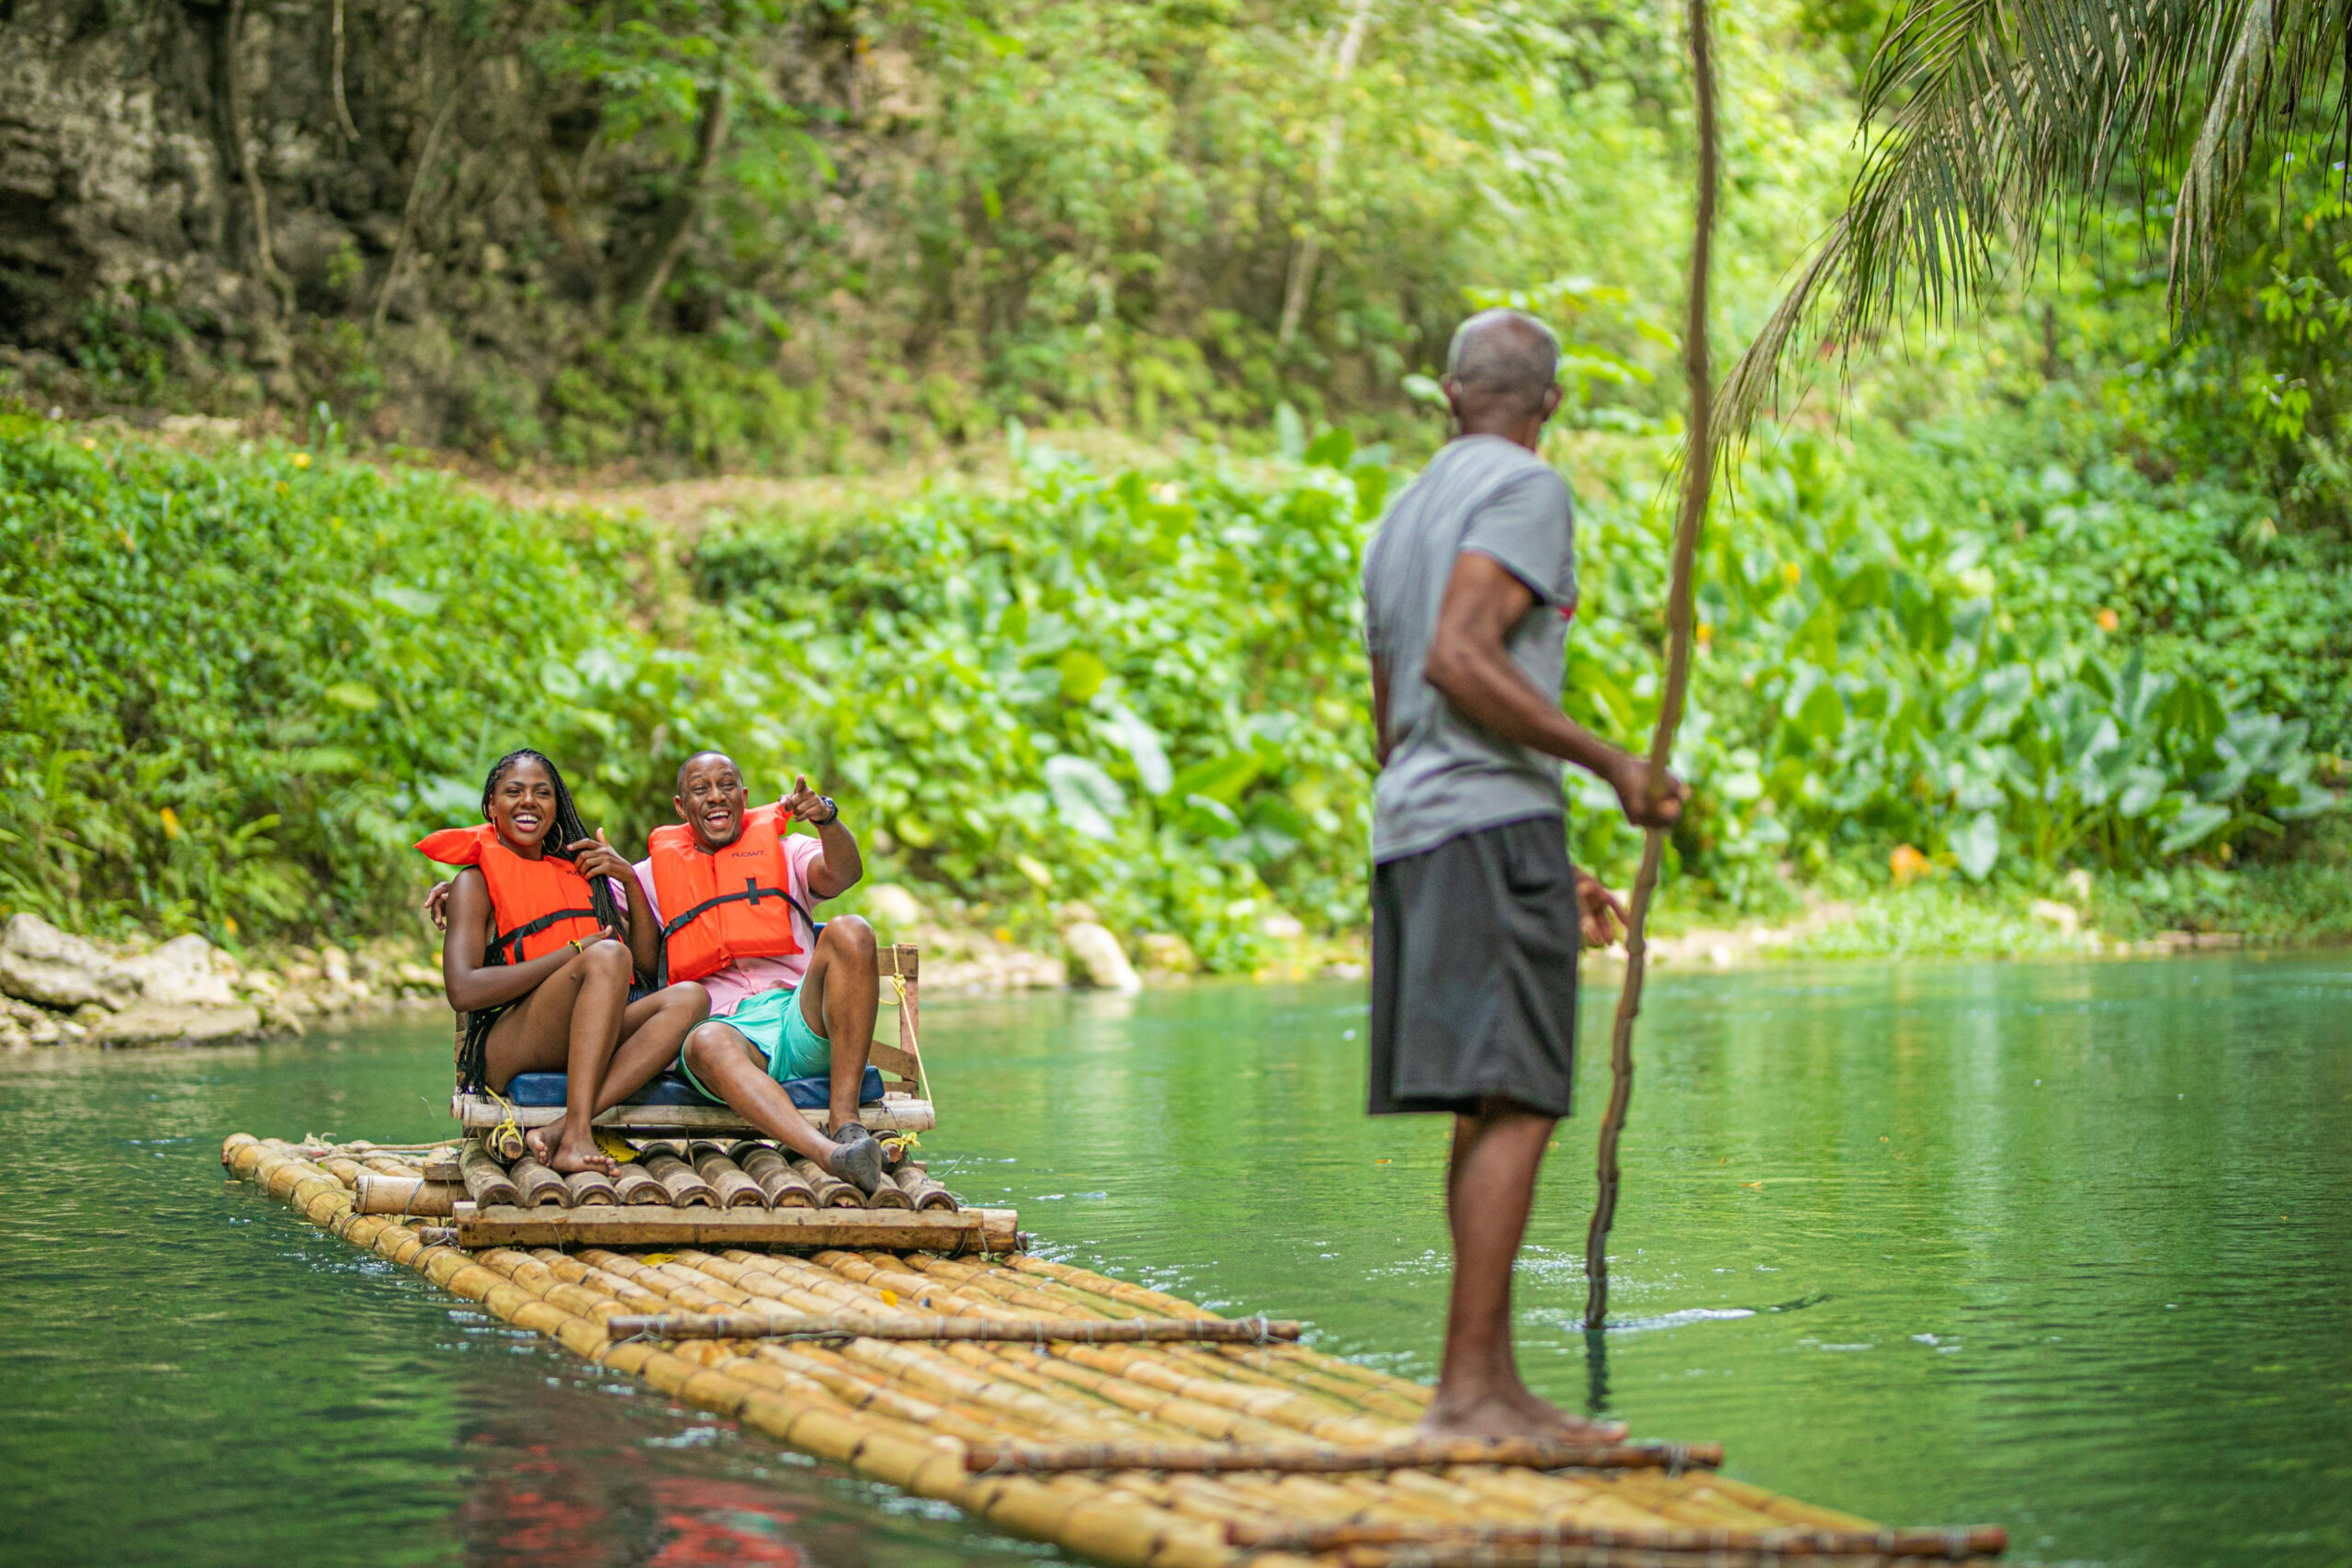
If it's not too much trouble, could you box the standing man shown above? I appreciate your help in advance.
[1363,309,1684,1439]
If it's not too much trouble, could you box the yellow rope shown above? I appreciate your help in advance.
[482,1083,524,1158]
[886,971,932,1106]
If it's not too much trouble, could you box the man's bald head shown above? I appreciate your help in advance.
[675,749,735,794]
[1443,310,1562,423]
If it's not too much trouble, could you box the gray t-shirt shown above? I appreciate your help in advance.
[1362,434,1577,863]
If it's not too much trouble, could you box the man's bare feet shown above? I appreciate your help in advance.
[1418,1381,1626,1443]
[1417,1392,1536,1440]
[1504,1384,1627,1443]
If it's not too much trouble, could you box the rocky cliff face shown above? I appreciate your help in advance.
[2,0,232,346]
[0,0,882,457]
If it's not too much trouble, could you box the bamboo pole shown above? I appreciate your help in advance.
[564,1168,620,1206]
[507,1154,572,1207]
[642,1148,720,1208]
[733,1143,818,1207]
[458,1140,522,1208]
[610,1313,1306,1344]
[965,1439,1720,1476]
[792,1155,863,1209]
[688,1142,770,1209]
[1583,0,1719,1334]
[893,1163,961,1211]
[613,1160,668,1205]
[1224,1519,2006,1559]
[352,1172,459,1216]
[864,1168,916,1211]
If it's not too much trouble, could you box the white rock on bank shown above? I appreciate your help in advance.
[1137,931,1199,976]
[92,1002,264,1047]
[1063,922,1142,994]
[119,933,243,1009]
[4,996,62,1044]
[0,913,141,1010]
[2028,898,2081,936]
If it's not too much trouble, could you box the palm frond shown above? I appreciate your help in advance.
[1722,0,2352,438]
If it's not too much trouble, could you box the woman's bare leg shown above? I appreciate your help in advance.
[530,983,708,1156]
[484,941,631,1176]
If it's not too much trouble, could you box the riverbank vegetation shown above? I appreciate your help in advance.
[6,392,2345,969]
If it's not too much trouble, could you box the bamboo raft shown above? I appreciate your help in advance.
[221,1131,2005,1568]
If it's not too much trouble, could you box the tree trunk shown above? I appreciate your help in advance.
[196,0,291,312]
[619,67,732,318]
[1276,0,1374,349]
[369,80,465,340]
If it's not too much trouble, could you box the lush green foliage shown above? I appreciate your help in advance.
[0,416,673,937]
[688,429,1389,965]
[1539,423,2340,904]
[3,412,2337,961]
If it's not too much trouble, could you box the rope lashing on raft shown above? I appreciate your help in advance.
[605,1311,1299,1346]
[960,1437,1722,1477]
[1221,1518,2009,1560]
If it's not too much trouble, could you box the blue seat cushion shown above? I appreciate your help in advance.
[503,1064,885,1110]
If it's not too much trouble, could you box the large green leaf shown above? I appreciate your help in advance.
[1953,812,2001,882]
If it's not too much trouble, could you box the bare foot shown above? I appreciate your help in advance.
[543,1130,619,1178]
[524,1118,564,1165]
[1505,1384,1626,1443]
[1416,1393,1535,1440]
[1418,1384,1627,1444]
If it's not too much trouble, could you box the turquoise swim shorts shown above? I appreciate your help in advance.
[679,986,831,1101]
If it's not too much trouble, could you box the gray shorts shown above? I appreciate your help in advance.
[1369,815,1579,1118]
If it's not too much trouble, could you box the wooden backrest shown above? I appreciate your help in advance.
[870,942,926,1094]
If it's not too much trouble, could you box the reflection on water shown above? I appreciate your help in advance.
[2,954,2347,1567]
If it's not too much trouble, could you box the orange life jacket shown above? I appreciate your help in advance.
[646,804,808,984]
[415,824,605,965]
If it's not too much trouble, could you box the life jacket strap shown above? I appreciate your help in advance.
[493,906,601,964]
[656,881,818,989]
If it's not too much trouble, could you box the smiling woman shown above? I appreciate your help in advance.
[418,749,707,1174]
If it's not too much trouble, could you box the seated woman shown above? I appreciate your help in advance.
[418,749,707,1176]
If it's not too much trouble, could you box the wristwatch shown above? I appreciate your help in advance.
[810,795,840,827]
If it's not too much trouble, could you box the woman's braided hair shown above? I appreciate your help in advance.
[454,749,625,1092]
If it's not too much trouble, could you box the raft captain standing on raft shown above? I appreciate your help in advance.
[1363,309,1685,1439]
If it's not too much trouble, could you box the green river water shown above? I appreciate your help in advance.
[2,954,2346,1568]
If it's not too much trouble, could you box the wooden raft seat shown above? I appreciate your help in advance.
[447,942,933,1138]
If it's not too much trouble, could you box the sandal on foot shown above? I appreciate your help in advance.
[828,1130,886,1196]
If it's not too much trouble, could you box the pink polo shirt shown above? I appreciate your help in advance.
[633,833,826,1017]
